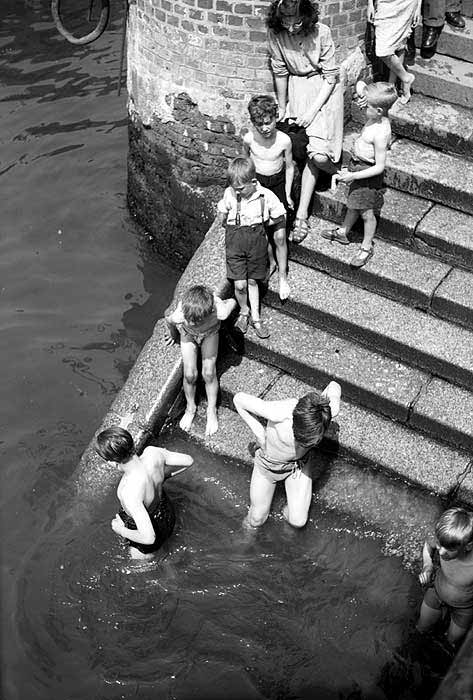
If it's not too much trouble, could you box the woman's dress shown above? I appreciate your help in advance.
[374,0,417,56]
[268,22,344,164]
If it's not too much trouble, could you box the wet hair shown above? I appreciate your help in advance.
[181,284,215,324]
[266,0,319,36]
[435,507,473,550]
[365,82,398,116]
[248,95,278,124]
[292,391,332,449]
[227,156,256,188]
[95,426,135,463]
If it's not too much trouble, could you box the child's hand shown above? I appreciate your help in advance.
[336,169,356,184]
[419,565,433,585]
[164,331,176,347]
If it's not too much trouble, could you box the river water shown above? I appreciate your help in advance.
[1,3,449,699]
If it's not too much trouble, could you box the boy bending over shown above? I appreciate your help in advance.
[165,284,236,436]
[243,94,294,300]
[233,381,341,528]
[323,82,397,268]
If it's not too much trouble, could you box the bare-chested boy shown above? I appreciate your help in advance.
[233,381,341,528]
[94,426,193,560]
[243,94,295,301]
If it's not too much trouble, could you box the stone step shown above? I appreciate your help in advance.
[413,18,473,63]
[214,354,473,511]
[410,52,473,109]
[351,94,473,158]
[264,260,473,391]
[312,186,473,271]
[230,302,473,452]
[291,215,473,330]
[343,128,473,216]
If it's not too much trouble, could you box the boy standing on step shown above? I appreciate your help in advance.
[242,94,294,301]
[217,157,287,339]
[322,82,398,268]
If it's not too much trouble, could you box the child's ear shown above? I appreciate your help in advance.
[376,106,383,116]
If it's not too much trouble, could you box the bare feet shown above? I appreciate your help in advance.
[400,72,415,104]
[179,407,196,431]
[205,407,218,437]
[279,277,291,301]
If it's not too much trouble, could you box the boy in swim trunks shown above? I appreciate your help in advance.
[322,82,398,268]
[243,95,294,301]
[233,381,341,528]
[417,507,473,646]
[94,426,193,560]
[165,284,236,436]
[217,157,287,339]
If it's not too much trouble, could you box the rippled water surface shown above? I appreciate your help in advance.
[1,3,449,700]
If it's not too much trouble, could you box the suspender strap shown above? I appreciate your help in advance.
[259,193,265,224]
[236,193,241,226]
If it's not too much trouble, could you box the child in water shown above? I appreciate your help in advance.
[165,284,236,436]
[243,94,294,300]
[417,507,473,646]
[322,81,398,268]
[217,157,287,338]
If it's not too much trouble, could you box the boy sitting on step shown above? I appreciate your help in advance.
[217,157,287,339]
[165,285,236,436]
[417,507,473,647]
[242,94,294,301]
[322,81,398,268]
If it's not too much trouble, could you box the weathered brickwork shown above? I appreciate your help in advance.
[127,0,368,265]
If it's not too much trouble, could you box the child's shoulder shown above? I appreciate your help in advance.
[275,128,291,147]
[242,128,254,145]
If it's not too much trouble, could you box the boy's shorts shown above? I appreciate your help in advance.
[256,169,288,210]
[347,158,385,212]
[225,223,268,281]
[423,585,473,629]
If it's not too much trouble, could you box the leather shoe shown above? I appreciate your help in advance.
[405,32,416,64]
[421,25,442,59]
[445,11,465,28]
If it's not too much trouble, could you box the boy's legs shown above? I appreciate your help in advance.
[284,466,313,528]
[201,332,220,436]
[273,226,290,300]
[350,208,377,267]
[416,598,442,633]
[245,463,277,528]
[447,619,468,646]
[179,340,199,431]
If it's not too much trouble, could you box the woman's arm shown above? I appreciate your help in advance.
[274,75,289,121]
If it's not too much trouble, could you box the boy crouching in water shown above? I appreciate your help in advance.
[323,82,398,268]
[94,426,193,560]
[417,507,473,647]
[243,94,294,301]
[233,381,341,528]
[217,157,287,339]
[165,285,236,436]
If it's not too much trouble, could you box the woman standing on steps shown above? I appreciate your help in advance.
[266,0,344,244]
[368,0,422,104]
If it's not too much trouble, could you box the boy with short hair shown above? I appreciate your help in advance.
[417,507,473,646]
[94,426,193,560]
[217,156,287,339]
[243,94,295,301]
[165,284,236,436]
[322,81,398,268]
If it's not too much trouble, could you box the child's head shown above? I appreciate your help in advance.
[95,426,135,463]
[181,285,215,324]
[365,82,398,117]
[292,391,332,449]
[227,157,257,198]
[248,95,278,136]
[435,507,473,559]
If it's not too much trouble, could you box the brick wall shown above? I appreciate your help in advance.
[127,0,367,266]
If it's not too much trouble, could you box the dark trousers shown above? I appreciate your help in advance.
[423,0,461,26]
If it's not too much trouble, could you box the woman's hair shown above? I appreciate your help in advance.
[95,426,135,463]
[266,0,319,35]
[292,391,331,448]
[435,507,473,550]
[248,95,278,124]
[227,156,256,188]
[181,285,215,324]
[365,82,398,116]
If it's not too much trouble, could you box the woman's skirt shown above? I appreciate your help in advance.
[375,0,417,56]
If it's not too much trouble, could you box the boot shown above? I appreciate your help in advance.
[445,11,465,28]
[420,25,442,59]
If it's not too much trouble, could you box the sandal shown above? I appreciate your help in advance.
[350,246,373,268]
[321,227,350,245]
[250,318,270,339]
[234,311,250,334]
[291,217,309,244]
